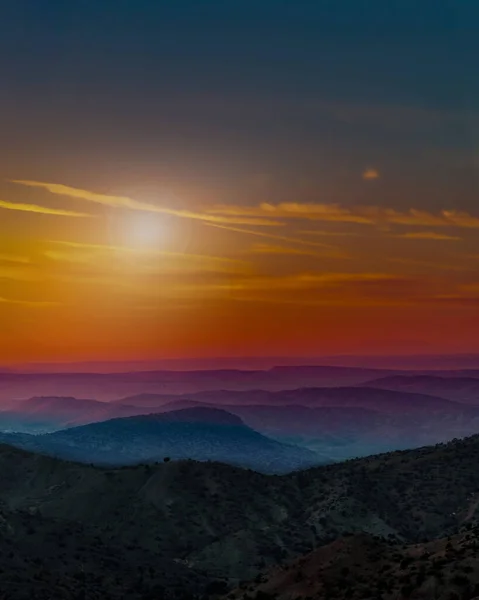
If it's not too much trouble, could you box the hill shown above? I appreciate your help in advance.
[227,530,479,600]
[0,395,146,433]
[0,367,397,403]
[6,389,479,465]
[3,432,479,590]
[118,386,461,413]
[0,497,206,600]
[146,390,479,460]
[0,407,323,473]
[365,375,479,404]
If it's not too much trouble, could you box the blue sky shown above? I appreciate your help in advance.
[0,0,477,211]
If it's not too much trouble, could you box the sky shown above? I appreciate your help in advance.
[1,0,479,365]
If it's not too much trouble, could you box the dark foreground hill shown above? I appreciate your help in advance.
[3,432,479,598]
[0,407,323,473]
[0,499,206,600]
[227,530,479,600]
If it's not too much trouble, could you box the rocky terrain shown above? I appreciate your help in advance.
[2,432,479,597]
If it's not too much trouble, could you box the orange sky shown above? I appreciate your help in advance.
[1,2,479,366]
[1,177,479,365]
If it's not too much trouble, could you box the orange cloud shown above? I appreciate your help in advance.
[11,180,281,226]
[181,271,403,294]
[47,240,249,268]
[0,253,32,264]
[0,199,91,218]
[203,223,338,249]
[0,296,59,307]
[396,231,461,241]
[0,265,42,282]
[362,168,380,180]
[206,203,479,228]
[245,243,350,259]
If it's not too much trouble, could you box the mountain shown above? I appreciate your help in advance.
[0,395,147,433]
[3,432,479,591]
[0,407,323,473]
[118,386,461,413]
[153,401,402,459]
[0,366,410,403]
[365,375,479,404]
[0,498,206,600]
[6,388,479,463]
[3,367,479,405]
[227,530,479,600]
[117,388,479,461]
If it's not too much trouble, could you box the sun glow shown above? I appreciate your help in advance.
[120,214,167,249]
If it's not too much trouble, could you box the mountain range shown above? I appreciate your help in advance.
[2,366,479,403]
[364,375,479,404]
[3,432,479,597]
[4,380,479,464]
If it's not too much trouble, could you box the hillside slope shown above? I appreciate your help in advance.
[2,433,479,586]
[227,530,479,600]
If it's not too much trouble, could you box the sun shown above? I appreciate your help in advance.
[123,214,166,249]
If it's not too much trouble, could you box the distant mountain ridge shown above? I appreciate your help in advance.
[364,375,479,404]
[4,366,479,402]
[5,386,479,462]
[0,395,148,432]
[0,407,324,473]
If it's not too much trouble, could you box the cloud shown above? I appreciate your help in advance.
[183,271,403,294]
[387,257,470,272]
[144,271,420,306]
[206,203,479,228]
[0,199,91,218]
[362,168,380,180]
[298,229,364,237]
[0,296,59,307]
[43,250,96,264]
[396,231,461,241]
[44,240,251,275]
[203,222,338,249]
[48,239,248,266]
[245,243,350,259]
[0,265,42,281]
[0,253,32,264]
[11,180,281,226]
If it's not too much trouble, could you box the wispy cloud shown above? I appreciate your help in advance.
[362,168,380,180]
[0,296,59,307]
[203,222,338,249]
[0,199,91,218]
[245,243,350,259]
[44,240,251,275]
[43,250,96,264]
[178,271,403,294]
[142,271,421,307]
[387,257,471,272]
[11,180,281,226]
[0,265,42,282]
[206,203,479,228]
[395,231,461,241]
[299,229,364,237]
[48,240,248,266]
[0,253,32,264]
